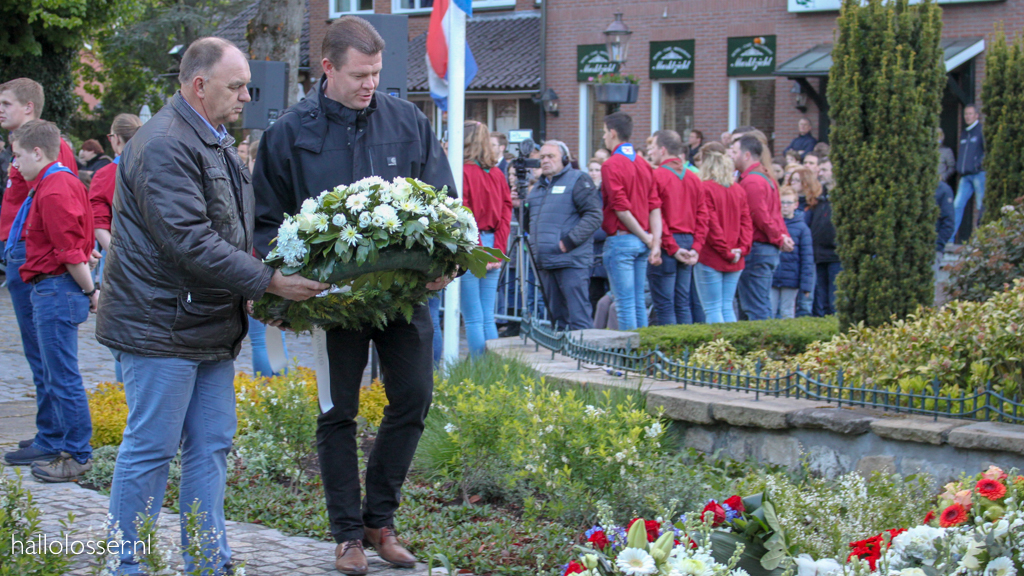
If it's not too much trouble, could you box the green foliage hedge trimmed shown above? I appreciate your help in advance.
[637,316,840,359]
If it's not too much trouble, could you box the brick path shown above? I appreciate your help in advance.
[0,284,460,575]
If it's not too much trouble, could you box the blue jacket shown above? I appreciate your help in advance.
[957,122,984,175]
[935,181,955,250]
[772,213,815,292]
[525,165,602,269]
[784,134,818,158]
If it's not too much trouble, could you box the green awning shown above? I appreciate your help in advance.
[775,37,985,77]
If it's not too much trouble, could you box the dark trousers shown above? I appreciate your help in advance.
[813,261,842,316]
[589,276,609,316]
[536,267,593,331]
[319,305,433,543]
[737,242,781,321]
[648,233,695,325]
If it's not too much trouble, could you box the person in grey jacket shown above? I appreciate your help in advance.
[938,127,955,184]
[951,104,986,242]
[526,140,602,330]
[97,38,329,574]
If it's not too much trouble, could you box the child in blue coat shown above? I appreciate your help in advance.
[771,186,815,319]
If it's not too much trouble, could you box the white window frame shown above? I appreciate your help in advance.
[578,84,590,163]
[391,0,515,15]
[329,0,374,18]
[728,76,775,132]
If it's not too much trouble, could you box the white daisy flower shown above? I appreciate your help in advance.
[346,193,368,212]
[340,225,363,246]
[616,548,657,576]
[985,557,1016,576]
[398,198,424,214]
[313,214,330,232]
[382,215,401,232]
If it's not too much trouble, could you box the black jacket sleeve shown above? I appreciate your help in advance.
[136,136,272,299]
[561,173,603,251]
[415,110,457,198]
[935,181,955,250]
[253,119,299,259]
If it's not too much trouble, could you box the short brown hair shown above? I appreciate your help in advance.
[11,119,61,161]
[652,129,683,156]
[322,16,386,68]
[0,78,45,118]
[81,139,104,154]
[178,37,236,85]
[603,111,632,143]
[490,131,507,147]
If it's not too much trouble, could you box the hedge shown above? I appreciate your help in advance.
[637,316,840,359]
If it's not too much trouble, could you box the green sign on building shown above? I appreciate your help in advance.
[727,36,777,76]
[578,44,620,82]
[650,40,695,79]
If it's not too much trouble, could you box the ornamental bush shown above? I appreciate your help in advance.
[980,24,1024,221]
[638,317,839,359]
[946,200,1024,302]
[87,381,130,447]
[828,0,944,328]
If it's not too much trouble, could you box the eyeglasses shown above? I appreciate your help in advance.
[106,134,116,141]
[780,200,798,205]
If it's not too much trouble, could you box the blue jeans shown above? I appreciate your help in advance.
[737,242,780,321]
[427,295,442,365]
[648,233,694,325]
[951,171,986,243]
[604,233,650,330]
[796,269,815,318]
[694,264,742,324]
[109,353,236,575]
[813,261,842,317]
[770,287,799,319]
[248,316,288,377]
[461,231,500,357]
[5,241,56,451]
[30,273,93,462]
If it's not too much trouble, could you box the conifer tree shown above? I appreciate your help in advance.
[981,26,1024,220]
[828,0,945,329]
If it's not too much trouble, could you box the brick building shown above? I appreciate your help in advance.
[244,0,1022,161]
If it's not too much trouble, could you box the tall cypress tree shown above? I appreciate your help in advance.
[828,0,944,329]
[981,26,1024,220]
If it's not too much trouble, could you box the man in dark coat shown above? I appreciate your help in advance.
[98,37,328,574]
[253,16,456,575]
[783,118,818,160]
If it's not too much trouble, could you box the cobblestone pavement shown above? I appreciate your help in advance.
[0,283,466,575]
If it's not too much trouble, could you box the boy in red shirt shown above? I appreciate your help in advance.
[600,111,662,330]
[5,120,95,481]
[0,79,84,469]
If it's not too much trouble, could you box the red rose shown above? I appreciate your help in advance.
[976,478,1007,501]
[564,561,585,575]
[702,501,726,526]
[923,510,936,525]
[723,495,745,513]
[940,503,968,527]
[626,518,661,542]
[587,530,609,551]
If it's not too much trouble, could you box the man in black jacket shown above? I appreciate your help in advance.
[253,16,456,575]
[98,37,328,574]
[525,140,601,330]
[951,104,985,243]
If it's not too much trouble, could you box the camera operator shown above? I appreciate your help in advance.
[525,141,602,330]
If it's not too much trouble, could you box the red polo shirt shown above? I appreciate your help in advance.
[89,161,117,231]
[654,158,709,255]
[696,180,753,273]
[1,138,78,240]
[601,143,659,235]
[737,162,788,247]
[20,162,95,283]
[463,162,513,255]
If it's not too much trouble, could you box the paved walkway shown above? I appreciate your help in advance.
[0,285,457,575]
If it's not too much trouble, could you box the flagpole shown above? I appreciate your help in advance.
[443,1,467,365]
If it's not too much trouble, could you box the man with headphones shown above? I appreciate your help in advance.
[525,140,603,330]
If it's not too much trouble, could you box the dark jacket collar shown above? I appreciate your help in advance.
[539,164,572,187]
[170,92,234,148]
[294,76,380,153]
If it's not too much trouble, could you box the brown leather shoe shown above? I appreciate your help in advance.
[363,526,416,568]
[335,540,368,575]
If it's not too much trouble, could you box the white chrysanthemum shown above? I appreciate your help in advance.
[985,557,1016,576]
[373,204,398,220]
[300,198,318,215]
[670,554,714,576]
[465,222,479,244]
[1001,205,1016,215]
[313,213,329,232]
[357,175,387,188]
[455,206,473,225]
[398,198,424,214]
[346,193,369,212]
[332,214,347,227]
[645,422,663,438]
[275,220,307,266]
[792,554,842,576]
[418,217,430,227]
[427,206,438,219]
[382,215,401,232]
[899,568,927,576]
[340,225,363,246]
[731,569,750,576]
[358,212,372,228]
[616,548,657,576]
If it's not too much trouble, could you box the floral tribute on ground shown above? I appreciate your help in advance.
[253,176,505,331]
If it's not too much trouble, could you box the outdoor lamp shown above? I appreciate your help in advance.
[534,88,560,116]
[603,13,632,65]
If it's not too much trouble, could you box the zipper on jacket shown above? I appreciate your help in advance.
[187,292,192,303]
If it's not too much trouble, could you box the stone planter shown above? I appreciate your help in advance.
[594,83,640,104]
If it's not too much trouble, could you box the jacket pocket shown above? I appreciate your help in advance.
[367,141,417,181]
[170,289,241,347]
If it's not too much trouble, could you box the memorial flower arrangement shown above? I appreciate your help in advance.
[253,176,504,331]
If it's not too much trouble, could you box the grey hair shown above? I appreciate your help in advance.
[178,37,238,85]
[543,139,572,164]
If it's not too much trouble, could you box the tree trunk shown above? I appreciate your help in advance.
[246,0,304,108]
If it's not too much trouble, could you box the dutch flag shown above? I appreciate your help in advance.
[426,0,478,111]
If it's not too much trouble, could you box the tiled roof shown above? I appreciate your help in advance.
[408,11,541,92]
[215,1,311,69]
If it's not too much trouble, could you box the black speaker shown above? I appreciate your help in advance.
[359,14,409,100]
[243,60,289,130]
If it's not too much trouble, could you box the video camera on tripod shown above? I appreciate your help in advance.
[509,130,541,201]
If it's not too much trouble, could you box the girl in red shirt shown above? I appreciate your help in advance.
[90,114,142,255]
[693,143,753,324]
[460,121,512,357]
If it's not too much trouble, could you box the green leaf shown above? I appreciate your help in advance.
[440,241,458,254]
[281,265,303,275]
[760,533,786,570]
[356,245,369,264]
[762,498,782,534]
[310,232,339,244]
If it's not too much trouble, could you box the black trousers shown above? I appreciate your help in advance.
[536,267,593,331]
[318,304,433,543]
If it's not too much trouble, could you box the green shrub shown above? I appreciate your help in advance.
[0,467,74,576]
[638,317,839,359]
[947,200,1024,302]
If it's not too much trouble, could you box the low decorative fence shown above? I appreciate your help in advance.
[519,317,1024,426]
